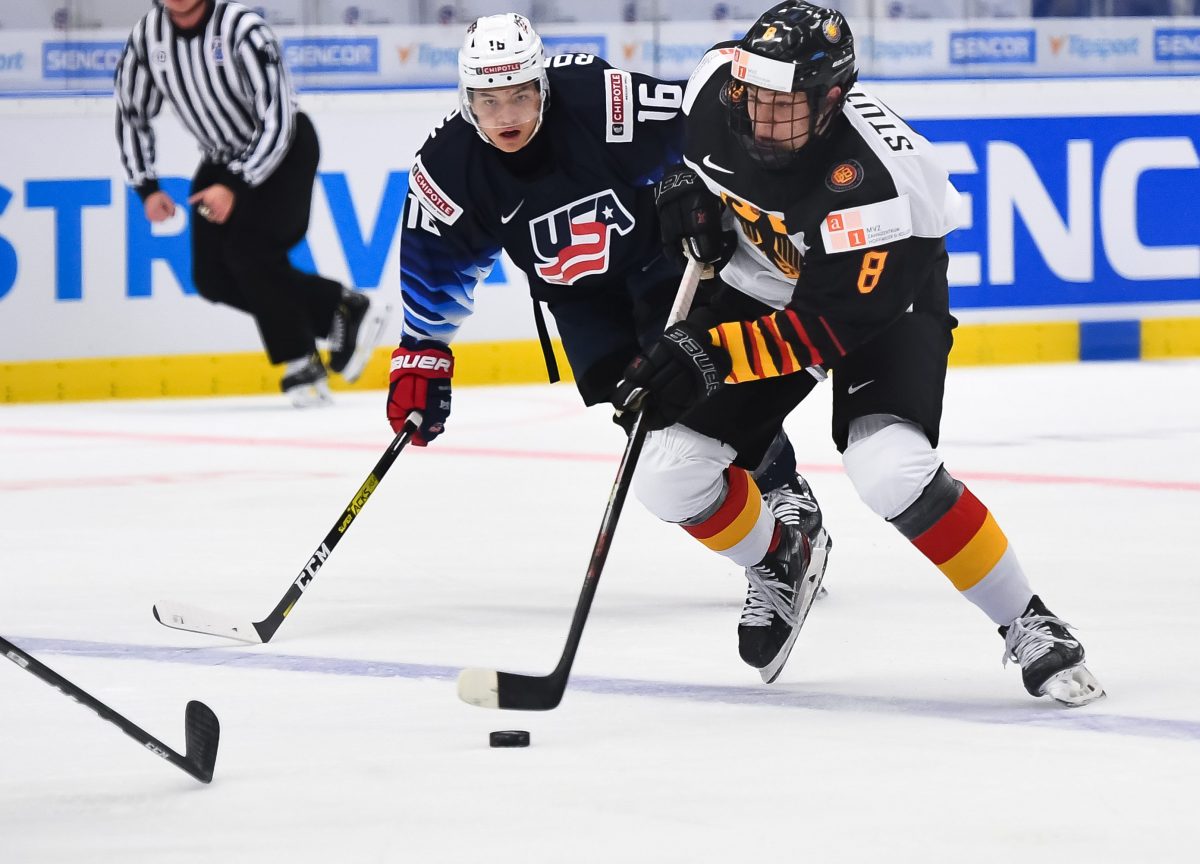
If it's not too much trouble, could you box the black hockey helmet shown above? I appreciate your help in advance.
[722,2,858,167]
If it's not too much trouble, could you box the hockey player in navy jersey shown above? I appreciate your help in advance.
[388,13,832,680]
[615,2,1104,704]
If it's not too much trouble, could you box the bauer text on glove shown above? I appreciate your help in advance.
[612,321,732,431]
[388,340,453,445]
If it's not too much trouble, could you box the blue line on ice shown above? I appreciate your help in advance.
[15,636,1198,743]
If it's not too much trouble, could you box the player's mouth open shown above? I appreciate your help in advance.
[498,128,521,139]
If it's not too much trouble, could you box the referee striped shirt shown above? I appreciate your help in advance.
[115,0,297,198]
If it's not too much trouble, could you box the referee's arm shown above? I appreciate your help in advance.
[223,23,296,192]
[113,25,164,202]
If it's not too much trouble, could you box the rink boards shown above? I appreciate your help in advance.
[0,78,1198,402]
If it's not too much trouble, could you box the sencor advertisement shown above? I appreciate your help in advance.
[282,37,379,75]
[41,40,126,79]
[2,19,1199,93]
[0,80,1196,366]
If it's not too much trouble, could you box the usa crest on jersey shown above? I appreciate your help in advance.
[530,190,635,285]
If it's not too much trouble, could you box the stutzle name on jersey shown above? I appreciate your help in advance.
[409,156,462,225]
[819,195,913,254]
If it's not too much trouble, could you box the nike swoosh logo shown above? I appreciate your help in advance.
[500,200,525,224]
[702,154,734,175]
[847,380,875,395]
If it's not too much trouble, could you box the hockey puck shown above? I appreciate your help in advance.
[489,730,530,748]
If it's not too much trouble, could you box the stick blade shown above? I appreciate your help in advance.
[457,668,499,708]
[183,700,220,784]
[457,667,565,711]
[152,603,263,644]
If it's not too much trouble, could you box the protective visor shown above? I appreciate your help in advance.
[464,82,543,132]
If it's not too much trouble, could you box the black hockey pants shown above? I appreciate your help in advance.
[190,112,343,365]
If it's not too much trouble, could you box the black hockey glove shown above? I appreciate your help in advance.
[613,320,732,431]
[655,164,736,271]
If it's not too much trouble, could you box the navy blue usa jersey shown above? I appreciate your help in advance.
[400,55,685,343]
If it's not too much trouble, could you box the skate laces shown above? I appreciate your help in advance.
[765,480,820,536]
[1001,614,1077,669]
[329,304,349,353]
[283,356,310,376]
[742,563,798,628]
[283,353,322,379]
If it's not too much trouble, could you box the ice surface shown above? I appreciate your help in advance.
[2,360,1199,862]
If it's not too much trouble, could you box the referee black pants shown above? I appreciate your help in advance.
[190,112,342,365]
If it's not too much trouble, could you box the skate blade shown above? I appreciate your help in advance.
[1041,664,1106,707]
[759,529,832,684]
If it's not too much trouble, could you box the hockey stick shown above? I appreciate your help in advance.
[152,411,424,644]
[457,257,709,710]
[1,635,220,783]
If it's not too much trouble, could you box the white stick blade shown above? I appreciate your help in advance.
[457,668,500,708]
[152,603,263,644]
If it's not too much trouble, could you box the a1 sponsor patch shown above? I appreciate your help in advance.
[820,195,912,253]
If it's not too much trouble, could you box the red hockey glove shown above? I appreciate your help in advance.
[387,340,454,445]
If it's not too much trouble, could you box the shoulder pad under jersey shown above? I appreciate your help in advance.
[841,86,960,239]
[544,55,615,117]
[684,43,737,115]
[408,110,476,227]
[547,56,654,145]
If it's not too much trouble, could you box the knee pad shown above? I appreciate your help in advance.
[634,426,737,523]
[842,417,940,520]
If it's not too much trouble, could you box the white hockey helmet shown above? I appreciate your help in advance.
[458,13,550,145]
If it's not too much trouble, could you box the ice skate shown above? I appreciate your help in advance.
[281,352,333,408]
[739,521,831,684]
[764,473,830,599]
[1000,595,1105,707]
[328,289,390,384]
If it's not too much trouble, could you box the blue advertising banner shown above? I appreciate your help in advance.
[281,38,380,75]
[41,41,125,79]
[920,114,1200,309]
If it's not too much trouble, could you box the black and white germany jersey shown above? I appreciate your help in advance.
[683,46,961,381]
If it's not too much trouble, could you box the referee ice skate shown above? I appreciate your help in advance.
[114,0,388,406]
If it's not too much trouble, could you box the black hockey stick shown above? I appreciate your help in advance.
[1,635,220,783]
[457,257,708,710]
[152,411,424,644]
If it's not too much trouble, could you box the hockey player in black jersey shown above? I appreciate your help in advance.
[615,2,1104,705]
[386,13,831,679]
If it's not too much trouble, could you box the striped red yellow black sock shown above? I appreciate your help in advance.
[682,467,775,566]
[898,474,1010,591]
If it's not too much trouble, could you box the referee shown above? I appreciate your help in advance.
[114,0,388,406]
